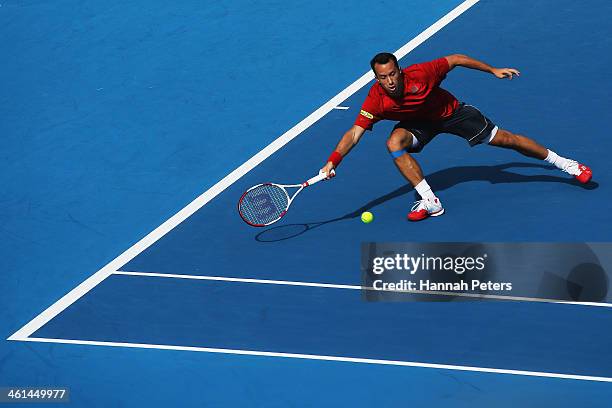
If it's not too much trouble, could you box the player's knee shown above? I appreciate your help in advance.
[387,130,412,152]
[491,129,518,147]
[386,136,402,152]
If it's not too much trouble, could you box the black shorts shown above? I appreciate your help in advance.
[393,103,497,152]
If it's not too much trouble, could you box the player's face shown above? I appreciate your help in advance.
[374,61,403,98]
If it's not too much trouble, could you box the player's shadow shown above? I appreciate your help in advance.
[255,162,598,242]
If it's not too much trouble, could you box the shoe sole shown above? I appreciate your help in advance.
[429,208,444,217]
[408,208,445,222]
[430,208,445,217]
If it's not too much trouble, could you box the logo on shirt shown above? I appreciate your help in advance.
[360,110,374,119]
[409,84,421,94]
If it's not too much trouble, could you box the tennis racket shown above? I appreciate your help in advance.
[238,169,335,227]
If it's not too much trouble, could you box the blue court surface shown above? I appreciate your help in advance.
[3,0,612,406]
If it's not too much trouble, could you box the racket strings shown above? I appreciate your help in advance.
[240,184,289,225]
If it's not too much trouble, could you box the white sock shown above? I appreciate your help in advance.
[545,149,575,172]
[415,179,437,202]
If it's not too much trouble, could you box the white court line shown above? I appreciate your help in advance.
[8,0,480,342]
[18,337,612,383]
[113,270,612,308]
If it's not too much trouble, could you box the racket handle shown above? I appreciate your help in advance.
[304,169,335,187]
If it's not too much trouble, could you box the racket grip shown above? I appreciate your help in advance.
[304,169,335,186]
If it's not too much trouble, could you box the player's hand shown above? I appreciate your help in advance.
[320,162,336,179]
[492,67,520,79]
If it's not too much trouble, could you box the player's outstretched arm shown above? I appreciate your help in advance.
[321,125,366,177]
[445,54,520,79]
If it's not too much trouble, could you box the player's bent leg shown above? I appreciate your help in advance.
[489,128,592,183]
[386,129,444,221]
[386,128,425,186]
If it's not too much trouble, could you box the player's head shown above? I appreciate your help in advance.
[370,52,403,98]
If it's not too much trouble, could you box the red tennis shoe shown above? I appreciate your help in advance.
[407,198,445,222]
[575,163,592,184]
[565,161,592,184]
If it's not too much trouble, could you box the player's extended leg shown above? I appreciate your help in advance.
[489,129,592,183]
[488,128,548,159]
[387,128,444,221]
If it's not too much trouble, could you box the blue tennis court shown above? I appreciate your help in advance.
[3,0,612,406]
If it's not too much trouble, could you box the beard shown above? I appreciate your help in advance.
[385,83,403,98]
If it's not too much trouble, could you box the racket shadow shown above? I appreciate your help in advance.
[254,188,408,242]
[255,162,598,242]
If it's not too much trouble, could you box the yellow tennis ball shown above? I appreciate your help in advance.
[361,211,374,224]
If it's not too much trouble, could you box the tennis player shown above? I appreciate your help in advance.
[321,53,592,221]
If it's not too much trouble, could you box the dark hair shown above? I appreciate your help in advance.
[370,52,399,72]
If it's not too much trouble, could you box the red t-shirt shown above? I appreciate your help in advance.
[354,57,459,130]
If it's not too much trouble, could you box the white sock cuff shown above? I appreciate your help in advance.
[415,179,436,200]
[545,149,557,162]
[415,179,429,193]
